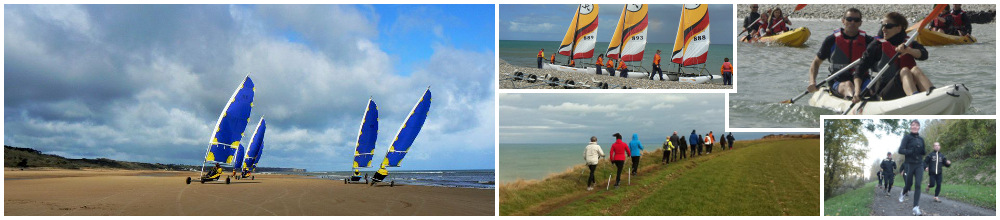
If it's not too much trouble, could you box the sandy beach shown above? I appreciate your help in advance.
[499,60,733,90]
[4,168,494,216]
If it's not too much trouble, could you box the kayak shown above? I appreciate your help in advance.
[808,84,972,115]
[745,27,811,47]
[906,27,976,46]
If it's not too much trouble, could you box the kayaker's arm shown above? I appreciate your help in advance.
[809,36,837,92]
[808,56,823,92]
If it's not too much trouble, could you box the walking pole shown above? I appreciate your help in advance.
[606,174,612,190]
[627,167,631,185]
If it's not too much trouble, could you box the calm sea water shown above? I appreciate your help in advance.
[302,169,495,189]
[730,20,996,128]
[500,40,734,75]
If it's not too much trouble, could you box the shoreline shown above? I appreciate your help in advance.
[499,59,734,89]
[736,4,995,22]
[4,169,494,215]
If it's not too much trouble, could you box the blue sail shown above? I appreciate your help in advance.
[206,76,254,164]
[353,99,378,168]
[383,88,431,167]
[243,117,266,172]
[233,144,246,170]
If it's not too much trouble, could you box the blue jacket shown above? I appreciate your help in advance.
[689,132,699,146]
[628,133,643,156]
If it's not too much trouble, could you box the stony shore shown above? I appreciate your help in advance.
[498,59,733,90]
[736,4,995,22]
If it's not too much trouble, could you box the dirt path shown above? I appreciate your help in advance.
[871,184,995,216]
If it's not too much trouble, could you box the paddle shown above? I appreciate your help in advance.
[739,5,806,37]
[843,4,945,115]
[780,59,861,104]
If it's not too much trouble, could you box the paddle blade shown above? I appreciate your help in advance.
[794,4,807,11]
[780,99,793,104]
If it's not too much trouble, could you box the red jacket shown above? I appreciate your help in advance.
[609,139,631,161]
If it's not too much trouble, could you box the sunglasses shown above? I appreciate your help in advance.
[881,23,900,29]
[844,17,862,22]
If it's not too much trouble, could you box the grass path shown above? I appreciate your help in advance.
[500,138,820,216]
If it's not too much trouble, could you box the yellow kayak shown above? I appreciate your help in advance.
[745,27,811,47]
[905,25,976,46]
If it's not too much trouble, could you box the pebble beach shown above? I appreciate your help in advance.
[736,4,995,22]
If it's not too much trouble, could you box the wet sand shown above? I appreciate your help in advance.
[4,168,494,216]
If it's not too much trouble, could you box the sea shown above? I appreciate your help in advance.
[500,40,735,75]
[298,169,495,189]
[730,20,996,128]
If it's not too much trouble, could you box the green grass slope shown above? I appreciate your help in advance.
[500,138,820,216]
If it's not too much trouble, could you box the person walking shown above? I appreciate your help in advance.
[661,136,673,165]
[628,133,644,175]
[679,136,688,160]
[727,132,735,150]
[669,131,680,162]
[881,152,897,195]
[609,133,631,188]
[584,136,606,191]
[923,142,951,202]
[689,130,699,157]
[898,120,927,215]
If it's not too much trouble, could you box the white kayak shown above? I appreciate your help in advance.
[808,84,972,115]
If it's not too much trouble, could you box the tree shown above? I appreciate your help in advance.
[824,119,907,199]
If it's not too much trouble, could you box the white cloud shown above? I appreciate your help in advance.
[508,21,557,33]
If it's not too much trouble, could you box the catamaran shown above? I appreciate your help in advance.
[186,75,254,185]
[603,4,652,79]
[542,4,599,74]
[346,98,378,184]
[237,117,265,180]
[371,88,432,187]
[671,4,719,84]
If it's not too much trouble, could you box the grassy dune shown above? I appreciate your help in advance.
[500,138,820,216]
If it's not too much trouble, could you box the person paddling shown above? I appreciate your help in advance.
[765,7,792,36]
[584,136,606,191]
[923,142,950,203]
[898,120,927,215]
[950,4,972,36]
[741,4,762,39]
[609,133,630,188]
[809,8,873,99]
[852,12,930,104]
[930,5,953,34]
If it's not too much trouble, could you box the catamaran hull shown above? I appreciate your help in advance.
[808,84,972,115]
[679,75,718,84]
[543,63,656,79]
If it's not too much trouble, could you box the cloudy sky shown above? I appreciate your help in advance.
[500,93,738,144]
[4,5,495,171]
[499,4,733,44]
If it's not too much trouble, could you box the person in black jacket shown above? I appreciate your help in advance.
[877,170,883,189]
[727,133,735,150]
[923,142,951,203]
[898,120,926,215]
[880,152,897,195]
[679,136,688,160]
[669,131,680,162]
[742,4,761,38]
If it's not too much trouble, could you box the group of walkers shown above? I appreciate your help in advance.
[876,120,952,215]
[582,131,736,191]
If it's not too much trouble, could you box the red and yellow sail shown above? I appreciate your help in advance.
[558,4,599,59]
[606,4,648,62]
[671,4,711,66]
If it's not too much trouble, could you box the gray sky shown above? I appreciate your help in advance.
[500,93,729,144]
[4,5,495,171]
[499,4,734,44]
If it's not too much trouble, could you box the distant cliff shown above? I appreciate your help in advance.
[4,145,305,172]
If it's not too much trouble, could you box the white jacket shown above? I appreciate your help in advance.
[584,142,605,165]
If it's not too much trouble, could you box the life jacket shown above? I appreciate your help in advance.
[756,19,769,36]
[931,14,950,30]
[550,54,556,64]
[606,60,614,68]
[537,50,544,58]
[829,28,868,74]
[951,10,966,28]
[721,62,733,73]
[768,17,788,35]
[596,57,603,65]
[568,60,575,67]
[875,36,917,75]
[618,61,627,70]
[653,54,661,65]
